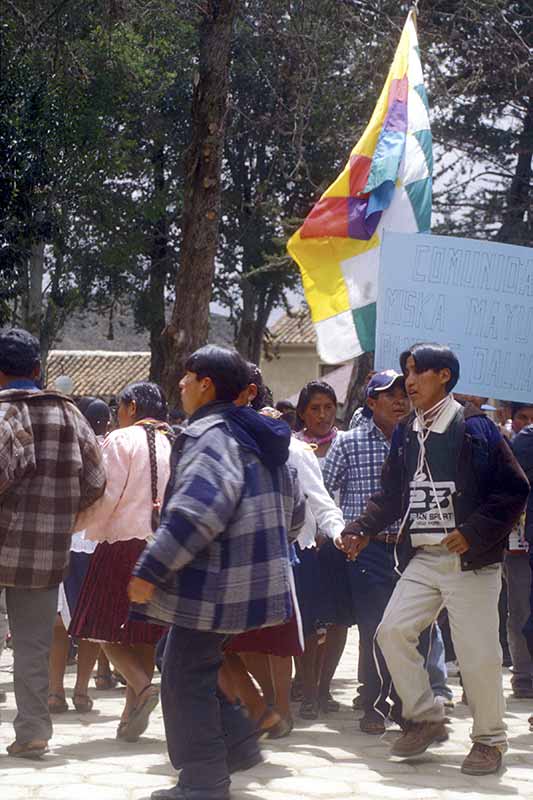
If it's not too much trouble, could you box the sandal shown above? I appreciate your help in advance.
[255,708,280,739]
[299,699,319,720]
[7,740,48,759]
[94,672,117,690]
[123,684,159,742]
[265,718,293,739]
[73,693,94,713]
[116,719,131,740]
[48,693,69,714]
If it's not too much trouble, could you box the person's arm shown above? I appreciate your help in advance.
[77,419,106,512]
[458,418,529,556]
[297,445,344,541]
[286,465,307,542]
[133,427,244,587]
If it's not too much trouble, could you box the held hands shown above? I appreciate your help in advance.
[442,528,470,555]
[337,522,370,561]
[128,576,156,604]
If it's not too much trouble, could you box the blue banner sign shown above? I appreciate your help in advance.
[375,231,533,402]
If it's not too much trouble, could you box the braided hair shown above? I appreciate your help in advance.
[144,423,161,532]
[117,381,168,532]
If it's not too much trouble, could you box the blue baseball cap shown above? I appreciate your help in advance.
[366,369,405,398]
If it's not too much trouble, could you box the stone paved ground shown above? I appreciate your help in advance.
[1,629,533,800]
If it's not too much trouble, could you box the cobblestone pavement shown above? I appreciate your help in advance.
[1,629,533,800]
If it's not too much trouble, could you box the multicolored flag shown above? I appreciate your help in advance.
[287,10,432,363]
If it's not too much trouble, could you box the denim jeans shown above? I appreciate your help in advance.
[423,622,453,701]
[161,626,235,799]
[522,551,533,660]
[350,575,400,717]
[160,625,260,798]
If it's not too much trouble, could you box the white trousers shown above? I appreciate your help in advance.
[377,545,506,747]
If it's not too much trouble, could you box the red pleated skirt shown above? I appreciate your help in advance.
[225,614,303,658]
[69,538,166,645]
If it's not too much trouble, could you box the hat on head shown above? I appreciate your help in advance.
[366,369,404,398]
[362,370,405,417]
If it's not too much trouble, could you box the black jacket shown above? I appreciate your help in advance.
[511,425,533,545]
[347,404,529,572]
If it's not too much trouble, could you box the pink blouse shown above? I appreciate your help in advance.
[76,424,172,543]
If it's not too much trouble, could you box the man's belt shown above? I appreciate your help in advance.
[374,533,397,544]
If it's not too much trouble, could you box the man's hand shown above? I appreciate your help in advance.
[442,529,470,555]
[340,533,370,561]
[128,576,156,604]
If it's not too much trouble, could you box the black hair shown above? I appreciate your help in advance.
[184,345,249,403]
[84,399,111,436]
[245,362,272,410]
[169,407,186,423]
[296,380,338,417]
[0,327,41,377]
[118,381,168,422]
[511,402,533,419]
[275,400,295,413]
[77,396,97,415]
[399,343,460,393]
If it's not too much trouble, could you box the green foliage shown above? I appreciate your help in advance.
[1,0,530,361]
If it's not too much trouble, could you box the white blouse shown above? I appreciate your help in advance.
[289,437,345,549]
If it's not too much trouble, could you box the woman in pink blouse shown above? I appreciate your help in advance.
[70,382,172,741]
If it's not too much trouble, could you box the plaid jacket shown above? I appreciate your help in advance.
[0,389,106,588]
[133,411,305,633]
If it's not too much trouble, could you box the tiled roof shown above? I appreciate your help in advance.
[269,307,315,345]
[46,350,151,397]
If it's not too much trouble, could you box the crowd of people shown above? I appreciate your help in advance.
[1,326,532,799]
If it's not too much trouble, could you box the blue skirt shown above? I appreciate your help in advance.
[294,540,357,636]
[293,544,321,638]
[317,539,357,627]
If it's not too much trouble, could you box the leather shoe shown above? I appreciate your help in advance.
[151,788,183,800]
[391,720,448,757]
[151,787,230,800]
[461,743,503,775]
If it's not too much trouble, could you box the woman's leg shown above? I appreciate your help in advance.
[240,652,275,706]
[300,632,319,708]
[269,655,293,722]
[102,642,156,726]
[101,644,151,699]
[74,640,100,698]
[318,624,348,704]
[222,654,269,722]
[48,615,69,701]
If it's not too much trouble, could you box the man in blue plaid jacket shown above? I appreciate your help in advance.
[129,345,305,800]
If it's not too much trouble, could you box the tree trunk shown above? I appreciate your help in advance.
[342,352,375,425]
[496,96,532,246]
[24,240,45,338]
[160,0,239,406]
[148,144,169,384]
